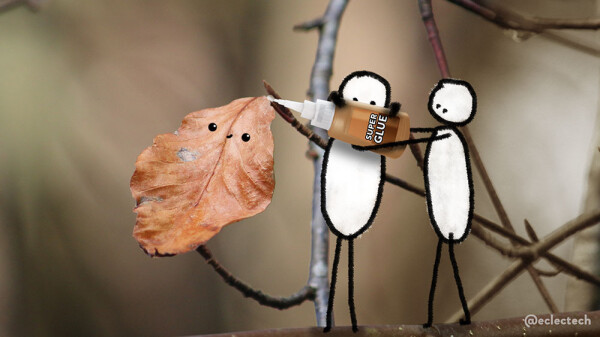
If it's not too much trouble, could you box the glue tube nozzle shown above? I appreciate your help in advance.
[271,98,335,130]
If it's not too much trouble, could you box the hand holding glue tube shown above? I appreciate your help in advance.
[269,96,411,158]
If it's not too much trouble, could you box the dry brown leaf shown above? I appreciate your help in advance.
[130,96,276,256]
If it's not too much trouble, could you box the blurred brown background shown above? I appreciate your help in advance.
[0,1,598,336]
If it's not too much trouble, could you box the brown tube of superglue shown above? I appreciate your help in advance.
[270,97,410,158]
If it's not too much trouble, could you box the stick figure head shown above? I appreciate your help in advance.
[338,71,391,108]
[428,79,476,126]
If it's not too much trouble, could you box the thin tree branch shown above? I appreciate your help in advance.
[293,17,325,31]
[295,0,349,326]
[470,225,522,258]
[418,0,450,77]
[521,221,558,312]
[527,267,560,313]
[524,219,540,242]
[196,246,315,310]
[531,211,600,260]
[546,255,600,286]
[533,266,563,278]
[542,31,600,58]
[521,217,558,314]
[408,134,425,171]
[472,213,525,242]
[384,174,425,197]
[197,310,600,337]
[447,0,600,33]
[263,81,327,149]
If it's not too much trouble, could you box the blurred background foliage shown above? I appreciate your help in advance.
[0,0,598,336]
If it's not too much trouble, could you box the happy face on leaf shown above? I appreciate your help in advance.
[130,97,276,257]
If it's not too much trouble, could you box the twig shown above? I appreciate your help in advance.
[293,17,325,31]
[472,213,525,242]
[417,0,450,77]
[263,81,327,149]
[527,266,560,312]
[542,31,600,58]
[196,310,600,337]
[470,225,522,258]
[530,211,600,259]
[295,0,349,326]
[524,219,540,242]
[447,0,600,33]
[533,267,563,278]
[196,246,315,310]
[546,255,600,285]
[408,134,425,171]
[384,174,425,197]
[521,220,558,312]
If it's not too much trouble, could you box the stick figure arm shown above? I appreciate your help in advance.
[410,127,437,133]
[352,133,450,151]
[388,102,401,117]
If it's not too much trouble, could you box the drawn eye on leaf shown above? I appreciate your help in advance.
[130,96,276,257]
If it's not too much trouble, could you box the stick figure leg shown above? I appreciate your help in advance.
[324,236,343,333]
[348,238,358,332]
[449,233,471,325]
[424,237,443,328]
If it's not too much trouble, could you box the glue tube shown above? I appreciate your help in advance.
[271,97,410,158]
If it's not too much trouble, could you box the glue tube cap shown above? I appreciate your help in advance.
[311,99,335,130]
[272,98,335,131]
[298,100,315,120]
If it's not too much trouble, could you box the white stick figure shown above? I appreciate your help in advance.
[354,78,476,327]
[322,71,401,333]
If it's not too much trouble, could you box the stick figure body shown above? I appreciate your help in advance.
[421,79,475,327]
[322,71,401,333]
